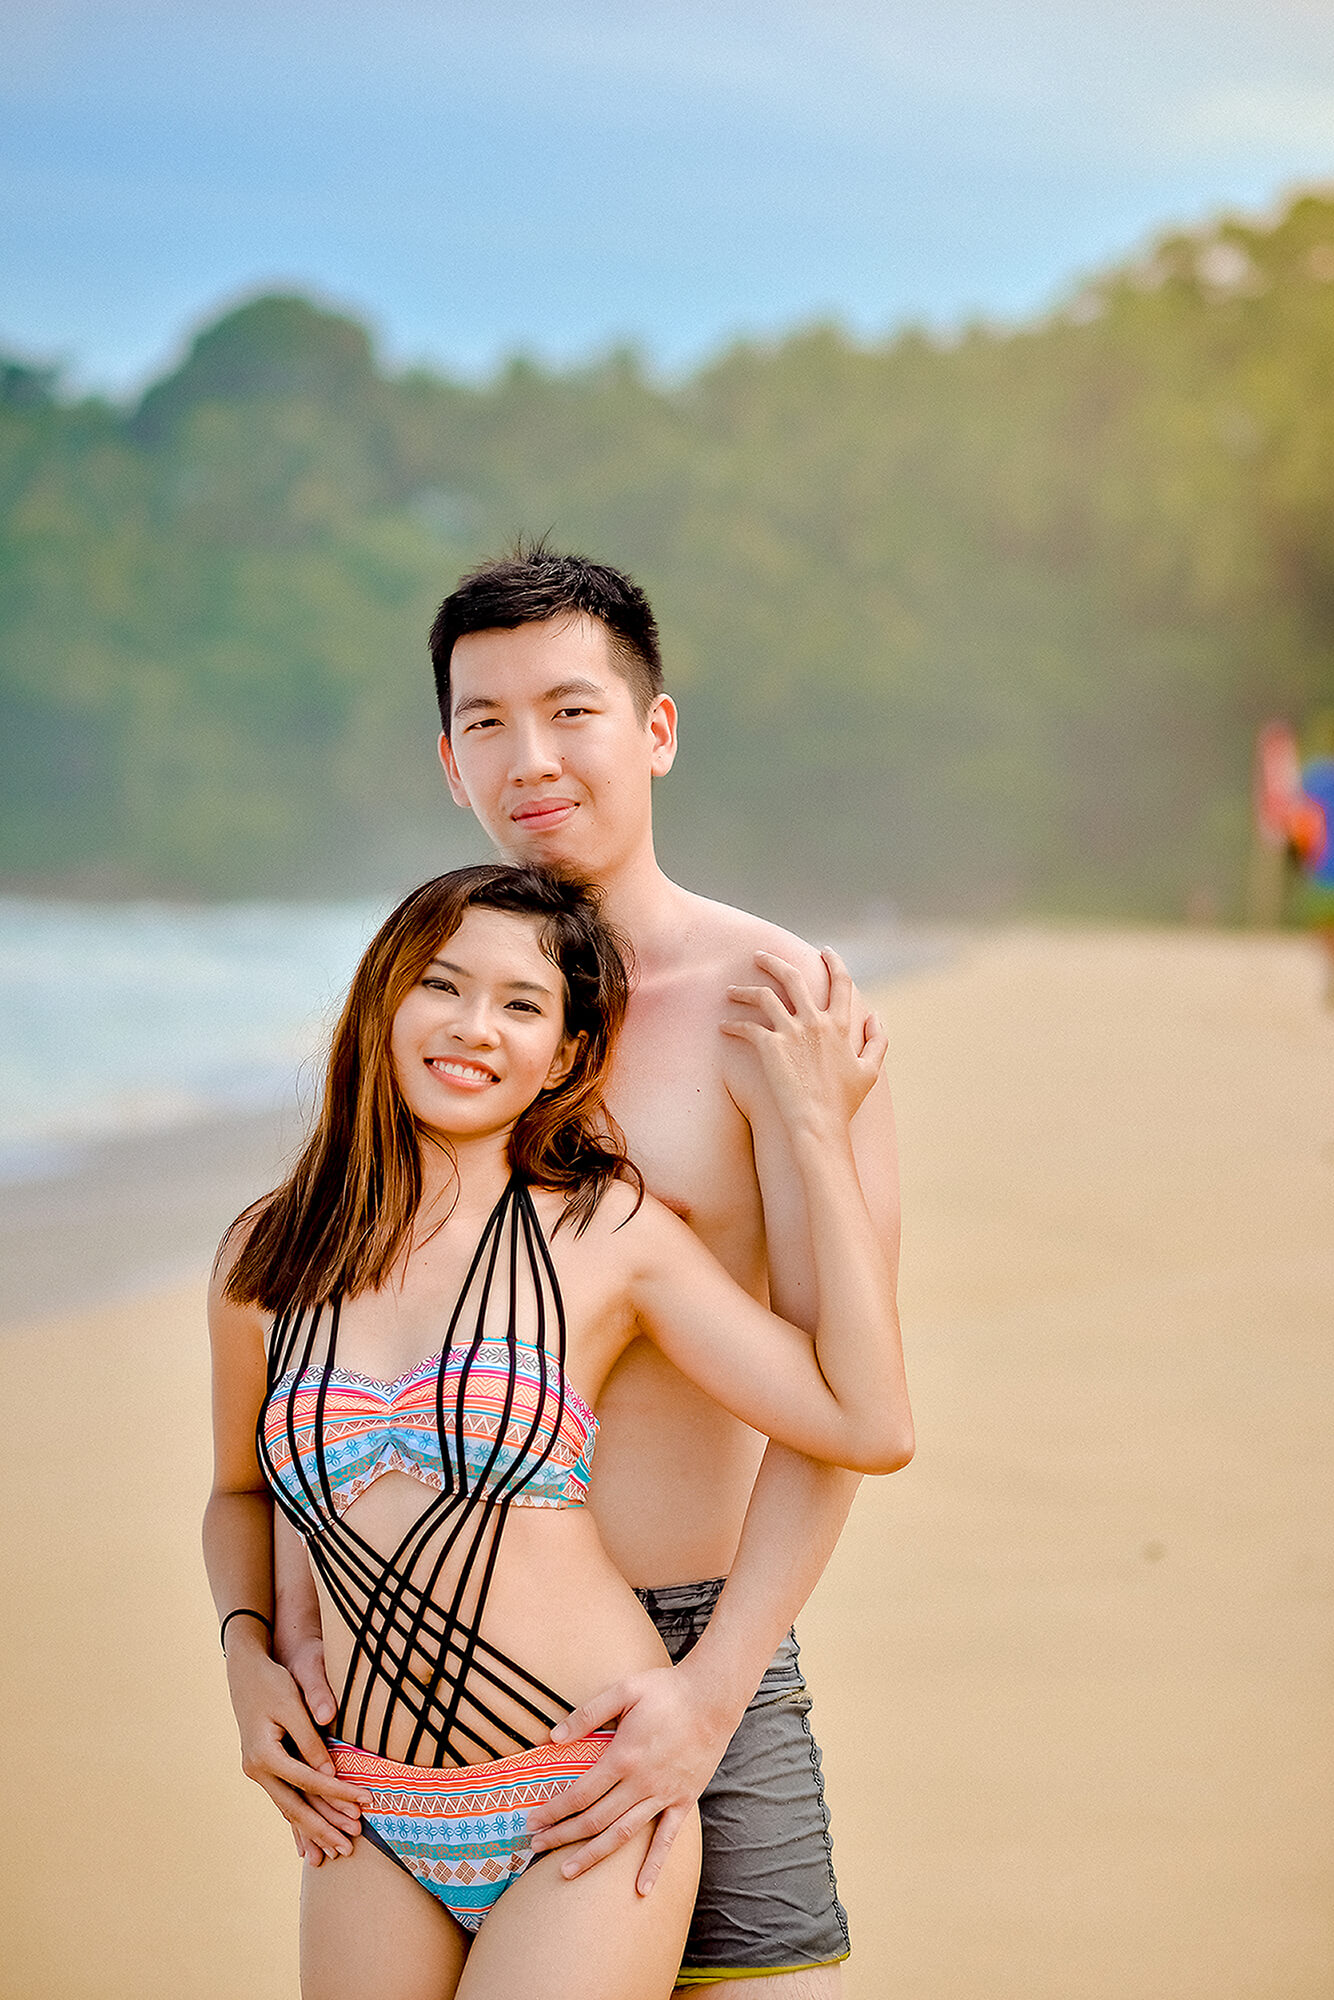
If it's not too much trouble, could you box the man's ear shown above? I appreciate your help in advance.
[438,730,471,808]
[648,695,678,779]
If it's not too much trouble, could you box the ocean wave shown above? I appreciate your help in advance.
[0,896,385,1176]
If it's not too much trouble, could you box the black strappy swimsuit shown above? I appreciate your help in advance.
[257,1174,612,1928]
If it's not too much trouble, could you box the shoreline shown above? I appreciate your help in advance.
[0,1104,301,1329]
[0,921,950,1329]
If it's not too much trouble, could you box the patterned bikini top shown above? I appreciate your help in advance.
[262,1339,598,1524]
[257,1174,595,1769]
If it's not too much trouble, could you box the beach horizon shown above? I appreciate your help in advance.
[0,911,947,1330]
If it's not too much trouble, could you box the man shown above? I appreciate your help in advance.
[278,547,904,1994]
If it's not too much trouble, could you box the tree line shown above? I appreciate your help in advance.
[4,189,1334,919]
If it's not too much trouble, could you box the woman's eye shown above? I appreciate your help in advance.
[422,977,457,993]
[507,1000,541,1014]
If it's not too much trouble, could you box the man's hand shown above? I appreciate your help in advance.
[225,1639,370,1863]
[281,1628,339,1732]
[269,1626,350,1863]
[527,1660,738,1894]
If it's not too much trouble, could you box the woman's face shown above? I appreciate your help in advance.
[390,906,574,1142]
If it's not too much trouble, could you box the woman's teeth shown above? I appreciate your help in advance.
[428,1058,496,1083]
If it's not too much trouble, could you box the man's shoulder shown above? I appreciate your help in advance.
[680,891,825,981]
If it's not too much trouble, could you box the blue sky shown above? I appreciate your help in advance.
[6,0,1334,393]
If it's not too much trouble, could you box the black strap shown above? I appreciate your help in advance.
[256,1176,578,1767]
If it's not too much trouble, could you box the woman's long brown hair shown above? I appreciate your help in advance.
[224,865,640,1312]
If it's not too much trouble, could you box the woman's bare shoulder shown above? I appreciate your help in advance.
[579,1178,698,1282]
[544,1176,688,1266]
[207,1202,268,1326]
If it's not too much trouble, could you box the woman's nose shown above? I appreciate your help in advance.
[453,1000,500,1047]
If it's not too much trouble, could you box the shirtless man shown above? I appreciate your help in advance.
[258,548,903,1994]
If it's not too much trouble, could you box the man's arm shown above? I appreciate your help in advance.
[264,1510,356,1864]
[530,962,902,1891]
[666,1033,900,1751]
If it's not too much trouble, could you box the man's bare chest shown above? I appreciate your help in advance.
[605,986,764,1276]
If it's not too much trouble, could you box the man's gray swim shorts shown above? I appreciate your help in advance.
[635,1576,850,1984]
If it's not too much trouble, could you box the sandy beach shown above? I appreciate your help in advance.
[2,926,1331,2000]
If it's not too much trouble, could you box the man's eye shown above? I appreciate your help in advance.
[554,706,590,719]
[463,716,500,732]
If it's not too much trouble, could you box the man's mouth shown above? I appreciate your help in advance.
[425,1056,499,1088]
[510,797,578,829]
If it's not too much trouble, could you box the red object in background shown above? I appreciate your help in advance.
[1289,795,1327,868]
[1254,721,1303,847]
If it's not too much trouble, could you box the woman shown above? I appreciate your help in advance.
[205,864,910,2000]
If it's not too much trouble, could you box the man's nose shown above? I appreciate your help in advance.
[507,724,561,785]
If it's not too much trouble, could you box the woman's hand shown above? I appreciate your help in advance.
[723,948,887,1134]
[224,1634,371,1862]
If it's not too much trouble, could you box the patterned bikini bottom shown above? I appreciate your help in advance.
[328,1731,614,1933]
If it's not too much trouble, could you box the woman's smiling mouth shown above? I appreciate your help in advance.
[425,1056,499,1089]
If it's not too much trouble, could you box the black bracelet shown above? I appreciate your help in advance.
[220,1607,274,1653]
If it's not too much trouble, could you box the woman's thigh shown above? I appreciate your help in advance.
[458,1810,702,2000]
[300,1837,469,2000]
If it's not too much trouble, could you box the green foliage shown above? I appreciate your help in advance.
[131,294,379,446]
[5,194,1334,915]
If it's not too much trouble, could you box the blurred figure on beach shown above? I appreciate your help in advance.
[1294,747,1334,1003]
[1251,717,1334,1002]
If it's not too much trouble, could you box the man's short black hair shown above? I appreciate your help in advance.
[430,542,665,734]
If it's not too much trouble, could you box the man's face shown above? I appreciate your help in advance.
[438,614,676,878]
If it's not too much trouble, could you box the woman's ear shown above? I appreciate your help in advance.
[544,1032,584,1092]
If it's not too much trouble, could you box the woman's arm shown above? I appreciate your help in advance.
[628,957,912,1475]
[203,1251,370,1857]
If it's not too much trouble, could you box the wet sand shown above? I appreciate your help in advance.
[0,1105,297,1326]
[2,927,1331,1998]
